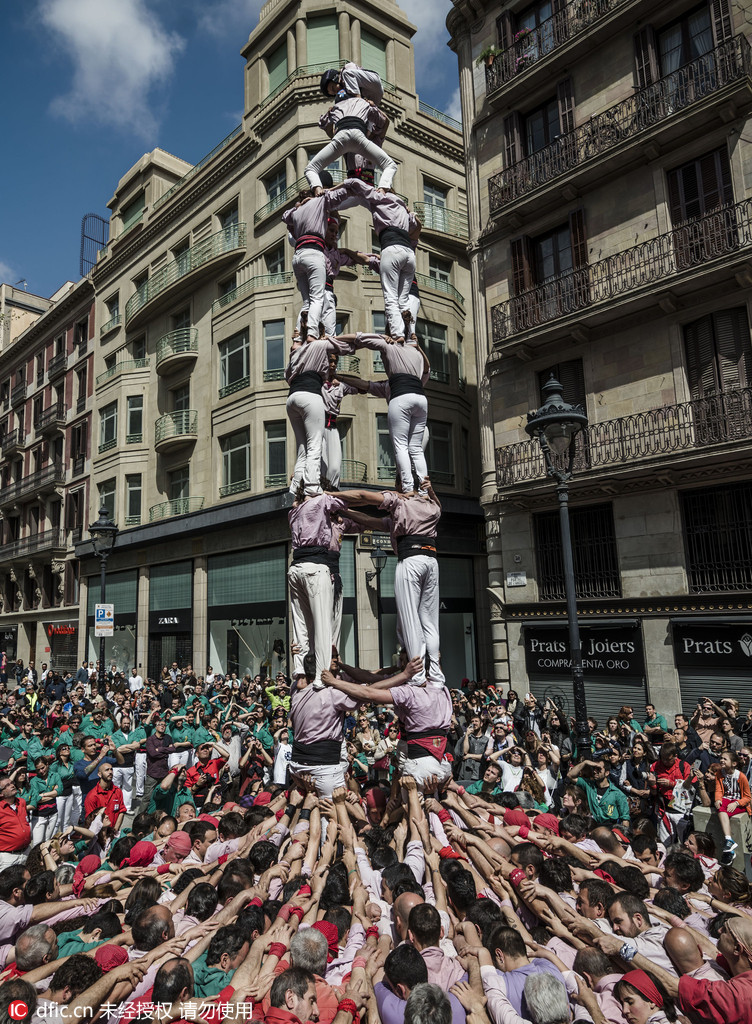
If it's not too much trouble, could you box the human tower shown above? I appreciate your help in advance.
[282,62,453,796]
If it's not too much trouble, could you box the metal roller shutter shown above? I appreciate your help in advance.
[529,677,648,732]
[678,670,752,717]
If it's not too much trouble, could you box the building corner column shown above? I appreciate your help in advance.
[136,567,149,674]
[193,556,208,675]
[338,12,351,62]
[295,19,306,69]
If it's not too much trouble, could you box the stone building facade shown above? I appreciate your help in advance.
[448,0,752,719]
[77,0,487,685]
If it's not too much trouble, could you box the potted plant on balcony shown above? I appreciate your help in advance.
[476,45,501,67]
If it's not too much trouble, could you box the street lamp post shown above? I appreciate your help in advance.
[89,505,119,697]
[366,542,389,667]
[525,376,590,759]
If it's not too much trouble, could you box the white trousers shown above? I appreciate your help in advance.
[168,751,190,770]
[406,293,421,333]
[113,766,135,811]
[288,562,336,682]
[322,427,342,489]
[306,129,396,191]
[0,850,27,869]
[380,245,416,338]
[287,392,326,496]
[388,394,428,492]
[297,292,336,337]
[396,742,454,788]
[31,814,58,845]
[56,793,80,831]
[288,760,348,798]
[394,554,444,688]
[135,754,147,797]
[292,249,327,337]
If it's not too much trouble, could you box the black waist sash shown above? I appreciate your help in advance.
[404,728,448,759]
[388,373,424,398]
[292,738,342,765]
[409,278,420,298]
[325,414,338,428]
[396,534,437,561]
[289,371,325,395]
[325,277,334,290]
[295,233,326,253]
[379,227,412,249]
[335,116,368,134]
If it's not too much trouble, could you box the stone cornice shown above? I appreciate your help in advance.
[3,281,94,371]
[394,119,465,164]
[502,597,752,620]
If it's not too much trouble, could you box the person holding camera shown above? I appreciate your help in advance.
[184,740,230,811]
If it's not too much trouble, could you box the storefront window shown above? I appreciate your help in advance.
[87,569,137,675]
[148,561,193,679]
[44,623,78,674]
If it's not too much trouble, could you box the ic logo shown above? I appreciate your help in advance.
[8,1002,28,1021]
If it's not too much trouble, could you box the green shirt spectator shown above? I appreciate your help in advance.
[576,774,630,825]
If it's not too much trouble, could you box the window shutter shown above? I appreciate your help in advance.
[504,112,523,168]
[669,147,733,224]
[684,314,721,397]
[497,12,513,48]
[361,28,387,80]
[267,42,288,94]
[569,209,588,268]
[710,0,733,46]
[538,359,586,407]
[510,236,535,294]
[557,78,575,135]
[714,307,751,391]
[307,14,339,65]
[633,26,659,88]
[667,165,688,224]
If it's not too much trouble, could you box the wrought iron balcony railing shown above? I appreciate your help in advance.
[149,496,205,522]
[414,272,465,306]
[155,410,198,446]
[0,529,66,562]
[96,358,149,386]
[156,328,199,368]
[1,430,26,454]
[153,125,243,211]
[125,224,246,324]
[265,474,287,488]
[213,272,293,314]
[418,100,462,132]
[496,387,752,487]
[220,478,252,498]
[10,383,26,407]
[490,37,752,212]
[259,60,396,112]
[0,462,66,505]
[255,171,349,224]
[486,0,629,92]
[492,197,752,342]
[413,203,469,240]
[35,401,66,433]
[100,314,122,338]
[47,351,68,379]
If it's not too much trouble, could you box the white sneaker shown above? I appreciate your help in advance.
[725,837,738,853]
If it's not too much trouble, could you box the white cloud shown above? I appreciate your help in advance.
[39,0,186,140]
[445,86,462,123]
[197,0,265,41]
[0,261,15,284]
[396,0,453,81]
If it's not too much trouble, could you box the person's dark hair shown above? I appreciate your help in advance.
[243,808,270,828]
[186,883,219,921]
[392,878,425,901]
[320,863,352,909]
[486,924,527,963]
[281,875,306,903]
[652,887,690,919]
[382,863,416,894]
[708,911,735,939]
[408,903,441,947]
[217,873,248,905]
[172,868,205,895]
[84,911,121,939]
[572,947,613,979]
[607,891,650,925]
[372,845,398,871]
[497,792,521,810]
[23,871,56,905]
[511,843,544,873]
[131,812,157,838]
[384,943,428,991]
[269,967,316,1009]
[125,876,161,912]
[579,879,613,910]
[559,813,589,840]
[714,866,751,904]
[631,834,658,858]
[464,898,504,946]
[132,906,172,951]
[323,906,352,942]
[600,861,649,899]
[237,905,267,938]
[446,869,476,913]
[0,979,36,1024]
[615,970,677,1022]
[207,925,247,966]
[187,821,217,846]
[50,952,103,996]
[248,840,278,873]
[664,851,704,893]
[263,899,282,922]
[631,816,658,840]
[109,835,138,870]
[99,899,124,916]
[686,831,716,858]
[152,958,194,1004]
[219,812,248,840]
[539,859,573,894]
[438,857,466,884]
[0,866,27,902]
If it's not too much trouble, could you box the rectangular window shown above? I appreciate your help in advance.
[658,6,712,74]
[265,167,287,203]
[168,466,190,501]
[221,429,251,496]
[75,317,89,347]
[131,336,146,361]
[121,192,145,232]
[427,421,454,486]
[667,146,733,225]
[423,183,448,208]
[428,254,452,284]
[126,395,143,443]
[105,295,120,320]
[683,307,751,398]
[418,318,449,384]
[219,331,250,397]
[172,384,190,413]
[218,274,236,298]
[307,13,339,64]
[99,401,117,452]
[172,308,191,331]
[265,243,285,279]
[98,479,116,520]
[525,96,560,155]
[376,413,395,481]
[682,483,752,593]
[265,422,287,486]
[537,358,586,407]
[263,320,286,381]
[267,40,288,94]
[534,503,621,600]
[218,203,239,231]
[125,475,141,526]
[360,27,387,79]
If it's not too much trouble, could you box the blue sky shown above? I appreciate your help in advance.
[0,0,459,300]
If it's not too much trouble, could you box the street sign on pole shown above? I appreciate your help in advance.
[95,603,114,637]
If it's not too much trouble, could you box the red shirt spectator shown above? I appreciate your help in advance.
[185,755,226,808]
[0,778,31,855]
[84,764,125,827]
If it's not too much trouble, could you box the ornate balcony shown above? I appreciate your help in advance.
[0,462,65,507]
[213,272,293,315]
[496,387,752,489]
[156,328,199,375]
[96,358,149,387]
[0,529,66,563]
[414,272,465,307]
[489,37,752,216]
[149,496,205,522]
[35,401,66,436]
[1,431,26,457]
[340,460,368,485]
[486,0,630,95]
[413,203,469,242]
[491,197,752,344]
[125,224,246,328]
[257,60,396,116]
[155,410,198,453]
[10,383,27,407]
[47,351,68,381]
[100,314,122,338]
